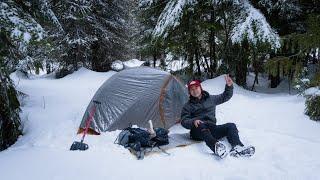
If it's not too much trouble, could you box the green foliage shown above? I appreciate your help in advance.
[137,1,167,62]
[310,72,320,87]
[294,14,320,50]
[293,67,310,93]
[216,63,229,75]
[0,28,22,151]
[305,95,320,121]
[291,14,320,121]
[264,56,303,78]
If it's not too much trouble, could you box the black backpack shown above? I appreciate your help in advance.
[152,128,169,146]
[116,127,169,158]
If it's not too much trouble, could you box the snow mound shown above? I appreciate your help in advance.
[111,60,125,71]
[123,59,145,68]
[305,87,320,96]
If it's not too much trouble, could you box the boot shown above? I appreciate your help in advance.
[230,145,255,157]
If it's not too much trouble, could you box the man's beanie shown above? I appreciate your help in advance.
[187,80,202,91]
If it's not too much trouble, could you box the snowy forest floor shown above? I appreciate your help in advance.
[246,72,299,94]
[1,68,319,180]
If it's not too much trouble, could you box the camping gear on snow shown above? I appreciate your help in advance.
[116,120,199,160]
[77,67,188,134]
[123,132,201,159]
[70,101,100,151]
[115,124,170,160]
[115,120,171,160]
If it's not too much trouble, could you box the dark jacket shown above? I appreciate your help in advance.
[180,85,233,129]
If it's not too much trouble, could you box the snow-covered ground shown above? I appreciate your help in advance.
[1,67,320,180]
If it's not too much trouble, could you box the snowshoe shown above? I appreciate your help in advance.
[230,145,255,157]
[213,141,228,159]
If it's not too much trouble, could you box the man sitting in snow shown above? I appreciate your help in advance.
[180,75,254,158]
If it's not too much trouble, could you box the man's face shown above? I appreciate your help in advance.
[189,85,202,98]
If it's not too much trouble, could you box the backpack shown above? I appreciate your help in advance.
[152,127,169,146]
[116,127,169,158]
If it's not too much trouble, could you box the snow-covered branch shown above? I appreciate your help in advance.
[231,0,280,48]
[152,0,197,38]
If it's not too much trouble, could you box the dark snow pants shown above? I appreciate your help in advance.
[190,122,244,152]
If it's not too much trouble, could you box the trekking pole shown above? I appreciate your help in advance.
[70,100,100,151]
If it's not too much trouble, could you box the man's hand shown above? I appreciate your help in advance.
[225,74,233,87]
[194,120,203,128]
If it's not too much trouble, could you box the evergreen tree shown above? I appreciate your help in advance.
[139,0,280,86]
[50,0,131,75]
[0,28,22,151]
[138,0,167,67]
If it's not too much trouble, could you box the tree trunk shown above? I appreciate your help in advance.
[269,75,280,88]
[222,10,232,69]
[235,50,247,87]
[270,61,280,88]
[303,49,310,67]
[288,70,293,94]
[160,52,165,70]
[46,61,51,74]
[203,54,210,75]
[251,72,259,91]
[195,48,201,77]
[209,5,217,78]
[235,41,248,87]
[187,50,194,76]
[91,42,99,71]
[153,53,157,68]
[235,58,247,87]
[251,49,259,91]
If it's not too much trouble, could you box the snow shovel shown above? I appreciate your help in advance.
[70,100,100,151]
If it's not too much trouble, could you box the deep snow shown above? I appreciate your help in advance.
[1,67,320,180]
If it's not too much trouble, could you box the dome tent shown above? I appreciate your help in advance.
[78,67,188,134]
